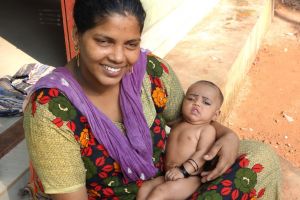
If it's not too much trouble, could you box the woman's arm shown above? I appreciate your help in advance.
[24,89,87,197]
[51,187,88,200]
[200,121,240,183]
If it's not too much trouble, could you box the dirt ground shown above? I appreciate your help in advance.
[224,1,300,168]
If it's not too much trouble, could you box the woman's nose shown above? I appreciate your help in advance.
[109,46,125,64]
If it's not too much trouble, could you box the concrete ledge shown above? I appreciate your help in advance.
[223,0,273,122]
[164,0,274,122]
[0,119,24,159]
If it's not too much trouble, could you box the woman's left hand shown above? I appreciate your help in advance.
[200,131,239,183]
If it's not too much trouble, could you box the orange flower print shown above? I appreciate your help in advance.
[37,91,44,100]
[79,128,90,148]
[113,162,121,172]
[152,87,167,108]
[88,189,101,198]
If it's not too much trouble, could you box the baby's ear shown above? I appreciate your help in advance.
[212,109,221,121]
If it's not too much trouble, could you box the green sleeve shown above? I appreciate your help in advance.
[158,57,185,123]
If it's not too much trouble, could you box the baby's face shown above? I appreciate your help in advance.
[182,83,221,124]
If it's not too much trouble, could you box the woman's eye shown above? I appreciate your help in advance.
[126,42,139,50]
[95,39,110,46]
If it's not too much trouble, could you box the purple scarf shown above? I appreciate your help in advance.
[26,49,157,181]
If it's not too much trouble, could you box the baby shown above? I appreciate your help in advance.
[138,80,224,200]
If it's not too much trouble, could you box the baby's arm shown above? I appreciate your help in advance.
[190,125,216,175]
[165,125,216,180]
[188,125,217,174]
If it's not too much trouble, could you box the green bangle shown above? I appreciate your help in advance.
[179,165,190,178]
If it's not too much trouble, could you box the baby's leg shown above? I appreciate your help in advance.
[147,176,201,200]
[137,176,165,200]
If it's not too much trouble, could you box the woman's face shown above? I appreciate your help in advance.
[75,13,141,89]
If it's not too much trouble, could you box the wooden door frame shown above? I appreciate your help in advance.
[60,0,75,61]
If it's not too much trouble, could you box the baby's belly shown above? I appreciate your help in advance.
[166,142,197,166]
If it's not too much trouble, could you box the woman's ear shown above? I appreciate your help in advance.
[72,25,79,47]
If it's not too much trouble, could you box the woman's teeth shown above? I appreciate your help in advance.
[104,65,121,72]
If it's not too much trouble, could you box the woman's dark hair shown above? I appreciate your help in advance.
[73,0,146,34]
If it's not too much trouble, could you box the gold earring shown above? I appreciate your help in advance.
[76,53,80,68]
[74,43,79,51]
[74,44,80,68]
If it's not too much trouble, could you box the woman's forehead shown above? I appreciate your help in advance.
[95,13,140,28]
[84,14,141,40]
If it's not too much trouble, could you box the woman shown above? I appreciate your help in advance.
[23,0,280,199]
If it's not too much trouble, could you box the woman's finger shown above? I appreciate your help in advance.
[204,142,222,161]
[205,157,229,181]
[200,171,211,177]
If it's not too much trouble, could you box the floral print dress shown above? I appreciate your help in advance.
[24,53,280,200]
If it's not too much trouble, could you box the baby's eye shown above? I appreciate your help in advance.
[186,97,195,101]
[203,101,211,106]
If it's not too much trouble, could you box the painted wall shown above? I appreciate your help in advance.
[141,0,185,31]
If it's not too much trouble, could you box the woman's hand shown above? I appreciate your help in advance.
[200,122,240,183]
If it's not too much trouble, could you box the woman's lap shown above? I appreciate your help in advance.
[191,140,280,200]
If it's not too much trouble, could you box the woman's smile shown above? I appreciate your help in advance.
[100,64,128,77]
[103,64,121,72]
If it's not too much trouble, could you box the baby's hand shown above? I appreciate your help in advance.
[165,167,184,181]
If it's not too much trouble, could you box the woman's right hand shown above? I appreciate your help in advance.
[200,121,240,183]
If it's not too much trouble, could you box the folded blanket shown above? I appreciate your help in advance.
[12,63,55,95]
[0,63,55,117]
